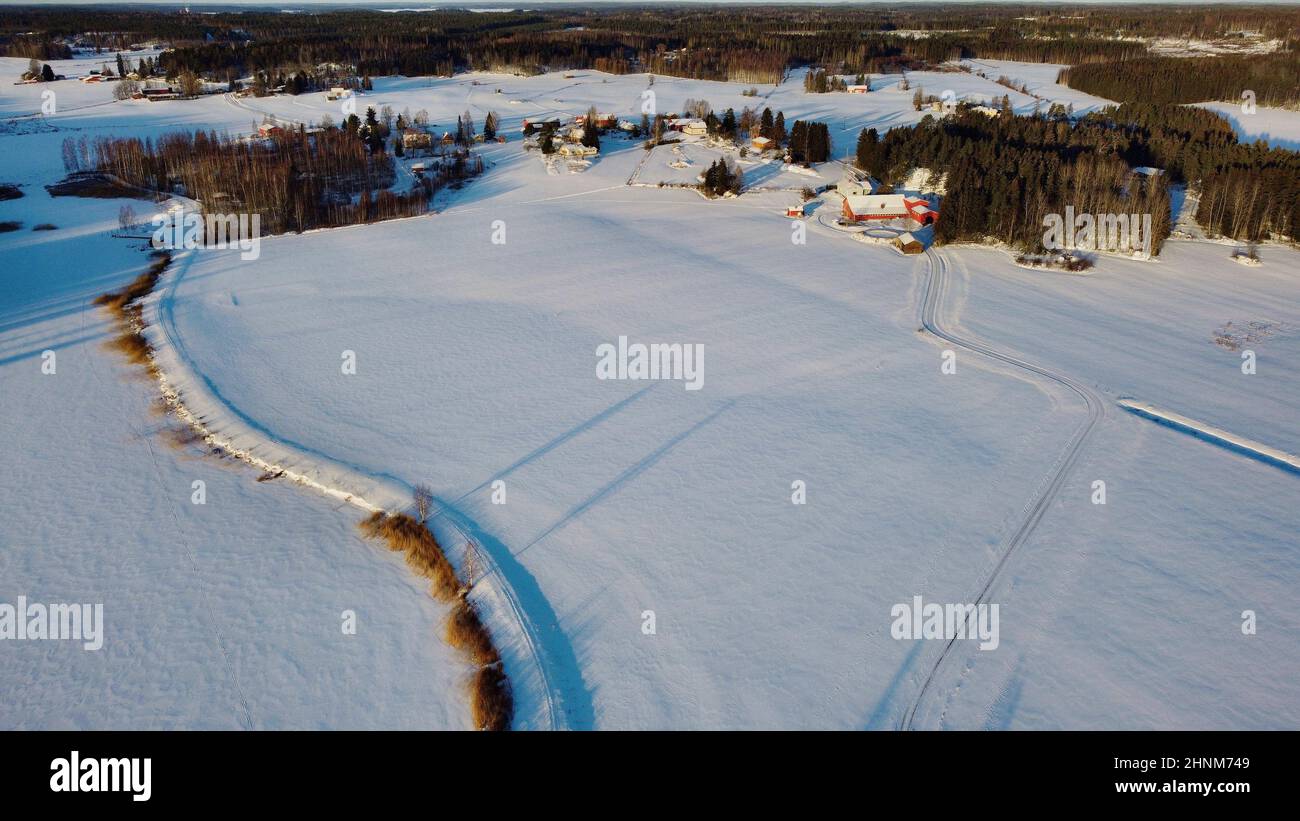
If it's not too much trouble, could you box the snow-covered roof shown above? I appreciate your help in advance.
[844,194,910,215]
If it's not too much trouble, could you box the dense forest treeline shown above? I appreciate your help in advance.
[1060,52,1300,108]
[3,5,1297,86]
[858,101,1299,250]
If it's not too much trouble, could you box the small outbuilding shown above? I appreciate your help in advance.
[894,232,925,254]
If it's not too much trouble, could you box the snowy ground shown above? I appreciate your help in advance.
[0,81,472,730]
[3,56,1298,729]
[904,243,1300,729]
[959,59,1118,116]
[631,138,836,191]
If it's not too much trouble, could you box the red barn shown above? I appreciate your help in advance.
[842,194,938,226]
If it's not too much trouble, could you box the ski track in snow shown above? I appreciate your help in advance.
[895,248,1105,729]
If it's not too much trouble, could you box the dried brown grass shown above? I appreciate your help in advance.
[471,664,513,732]
[96,253,171,374]
[357,510,514,730]
[357,511,460,602]
[446,598,500,667]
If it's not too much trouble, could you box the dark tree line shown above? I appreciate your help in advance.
[700,159,743,197]
[859,109,1171,252]
[7,5,1296,89]
[860,103,1299,249]
[73,125,482,235]
[1060,53,1300,108]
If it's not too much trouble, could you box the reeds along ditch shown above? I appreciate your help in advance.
[94,251,171,373]
[359,511,515,731]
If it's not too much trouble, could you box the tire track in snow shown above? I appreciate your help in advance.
[896,248,1104,729]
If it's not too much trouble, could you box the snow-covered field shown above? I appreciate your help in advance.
[959,59,1118,115]
[0,180,471,730]
[906,243,1300,729]
[631,138,837,191]
[1196,102,1300,152]
[0,53,488,730]
[3,55,1298,729]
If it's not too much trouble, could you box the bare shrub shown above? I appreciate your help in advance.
[105,327,153,366]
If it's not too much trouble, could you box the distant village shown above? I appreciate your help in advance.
[13,35,950,254]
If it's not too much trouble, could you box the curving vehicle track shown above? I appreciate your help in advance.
[897,248,1105,730]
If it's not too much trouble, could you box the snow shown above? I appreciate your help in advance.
[0,102,472,731]
[1118,400,1300,474]
[1196,102,1300,152]
[911,242,1300,728]
[3,54,1298,729]
[155,172,1086,729]
[959,58,1119,116]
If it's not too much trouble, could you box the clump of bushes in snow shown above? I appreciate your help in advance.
[357,507,514,731]
[1014,252,1094,272]
[0,184,22,200]
[359,510,460,600]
